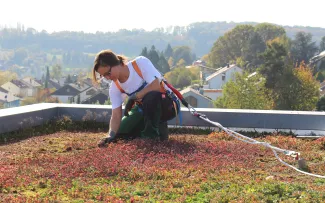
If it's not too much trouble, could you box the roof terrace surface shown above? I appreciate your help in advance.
[1,130,325,202]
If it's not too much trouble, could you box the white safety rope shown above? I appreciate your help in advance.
[188,106,325,179]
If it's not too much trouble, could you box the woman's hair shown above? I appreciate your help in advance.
[92,50,127,84]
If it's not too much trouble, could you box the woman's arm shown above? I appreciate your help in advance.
[109,106,122,135]
[136,78,161,99]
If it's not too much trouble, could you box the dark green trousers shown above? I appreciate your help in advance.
[116,104,160,139]
[115,91,175,141]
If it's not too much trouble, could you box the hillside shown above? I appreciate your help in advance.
[1,21,325,57]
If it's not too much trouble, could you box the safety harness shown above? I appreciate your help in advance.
[114,60,182,124]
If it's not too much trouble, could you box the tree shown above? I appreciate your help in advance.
[215,72,273,110]
[318,61,325,72]
[259,37,289,90]
[35,88,53,103]
[51,64,62,80]
[173,46,194,66]
[158,52,170,74]
[209,24,266,69]
[0,71,17,86]
[148,45,159,64]
[316,72,325,82]
[12,48,28,65]
[320,36,325,51]
[259,37,319,110]
[164,67,196,89]
[291,32,318,65]
[187,66,200,81]
[254,23,286,43]
[316,96,325,111]
[140,47,148,57]
[164,43,173,59]
[52,55,57,64]
[45,66,50,88]
[209,35,230,68]
[65,74,73,84]
[164,71,177,86]
[176,71,191,88]
[168,57,174,68]
[176,59,186,67]
[286,62,319,110]
[243,32,266,69]
[148,45,163,73]
[274,62,320,110]
[201,54,210,64]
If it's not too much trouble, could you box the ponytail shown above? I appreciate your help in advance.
[117,55,127,65]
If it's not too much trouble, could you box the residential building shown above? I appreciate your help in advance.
[0,87,21,108]
[205,64,243,89]
[1,79,30,97]
[21,77,42,97]
[72,86,99,103]
[50,83,90,103]
[180,87,214,108]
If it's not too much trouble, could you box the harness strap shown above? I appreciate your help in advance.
[114,60,144,93]
[132,61,143,78]
[114,80,125,93]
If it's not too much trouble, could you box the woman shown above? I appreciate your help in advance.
[92,50,179,147]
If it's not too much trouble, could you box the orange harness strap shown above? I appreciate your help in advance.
[131,61,143,79]
[114,80,125,93]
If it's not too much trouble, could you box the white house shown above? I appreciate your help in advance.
[72,86,99,103]
[1,80,30,97]
[21,77,42,97]
[0,87,21,108]
[22,77,42,87]
[205,64,243,89]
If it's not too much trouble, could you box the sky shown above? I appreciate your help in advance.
[0,0,324,33]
